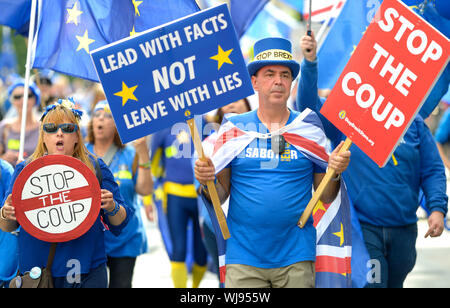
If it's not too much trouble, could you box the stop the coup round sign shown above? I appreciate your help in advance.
[12,155,101,243]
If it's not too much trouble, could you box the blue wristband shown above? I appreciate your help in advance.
[105,202,120,216]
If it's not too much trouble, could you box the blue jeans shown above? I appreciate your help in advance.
[53,264,108,288]
[361,223,417,288]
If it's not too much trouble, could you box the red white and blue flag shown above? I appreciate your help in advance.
[303,0,346,23]
[200,109,365,287]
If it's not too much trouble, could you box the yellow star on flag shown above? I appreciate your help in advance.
[76,30,95,53]
[210,45,233,70]
[333,223,345,247]
[114,82,138,106]
[66,1,83,25]
[312,200,327,216]
[132,0,143,16]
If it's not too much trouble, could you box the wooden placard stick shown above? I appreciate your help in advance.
[298,137,352,228]
[186,117,230,240]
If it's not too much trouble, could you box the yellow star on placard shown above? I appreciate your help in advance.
[66,1,83,25]
[130,26,139,37]
[333,223,344,247]
[210,45,233,70]
[132,0,143,16]
[114,81,138,106]
[76,30,95,53]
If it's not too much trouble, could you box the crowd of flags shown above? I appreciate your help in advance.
[0,0,448,288]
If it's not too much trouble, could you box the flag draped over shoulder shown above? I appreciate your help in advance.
[202,109,368,287]
[32,0,200,82]
[229,0,269,38]
[318,0,450,119]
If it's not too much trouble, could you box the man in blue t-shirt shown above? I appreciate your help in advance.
[194,36,351,288]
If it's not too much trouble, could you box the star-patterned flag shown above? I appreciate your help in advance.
[0,0,31,35]
[32,0,200,82]
[229,0,269,38]
[317,0,450,119]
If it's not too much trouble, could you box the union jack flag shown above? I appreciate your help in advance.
[303,0,346,23]
[200,109,366,287]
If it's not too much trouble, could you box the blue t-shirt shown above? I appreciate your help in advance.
[225,110,325,268]
[0,159,16,281]
[1,157,132,277]
[86,144,148,258]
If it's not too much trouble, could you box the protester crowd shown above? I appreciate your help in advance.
[0,30,448,288]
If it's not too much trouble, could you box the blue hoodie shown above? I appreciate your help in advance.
[296,59,448,227]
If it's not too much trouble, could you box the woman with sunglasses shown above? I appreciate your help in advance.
[0,98,133,288]
[0,79,41,166]
[86,100,152,288]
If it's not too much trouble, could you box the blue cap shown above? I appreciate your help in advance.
[247,37,300,79]
[7,78,41,106]
[93,99,111,113]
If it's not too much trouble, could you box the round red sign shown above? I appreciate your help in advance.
[12,155,101,243]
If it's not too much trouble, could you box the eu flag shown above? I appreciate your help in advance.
[133,0,200,32]
[229,0,269,38]
[33,0,135,82]
[0,0,31,35]
[33,0,200,82]
[318,0,450,119]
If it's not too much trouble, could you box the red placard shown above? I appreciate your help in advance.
[12,155,101,243]
[320,0,450,167]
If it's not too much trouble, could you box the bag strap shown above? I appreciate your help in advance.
[94,158,103,186]
[102,144,118,166]
[46,243,57,269]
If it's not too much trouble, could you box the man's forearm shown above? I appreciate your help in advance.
[319,176,341,204]
[201,181,229,204]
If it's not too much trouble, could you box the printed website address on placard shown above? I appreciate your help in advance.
[344,117,375,147]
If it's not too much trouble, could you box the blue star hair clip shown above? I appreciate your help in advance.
[40,97,84,121]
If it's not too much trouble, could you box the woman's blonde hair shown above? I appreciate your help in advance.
[29,102,94,172]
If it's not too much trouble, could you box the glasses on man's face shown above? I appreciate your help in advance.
[93,111,113,119]
[43,123,79,134]
[12,93,34,100]
[271,135,286,155]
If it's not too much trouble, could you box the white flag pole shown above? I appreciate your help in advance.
[18,0,38,162]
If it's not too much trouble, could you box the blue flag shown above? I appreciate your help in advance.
[317,0,380,90]
[229,0,269,38]
[240,2,299,61]
[0,0,31,35]
[33,0,200,82]
[279,0,304,13]
[0,27,18,82]
[318,0,450,119]
[134,0,200,32]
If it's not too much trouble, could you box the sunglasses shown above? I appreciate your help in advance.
[43,123,79,134]
[12,93,34,100]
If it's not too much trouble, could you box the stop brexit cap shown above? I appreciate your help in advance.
[12,155,101,243]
